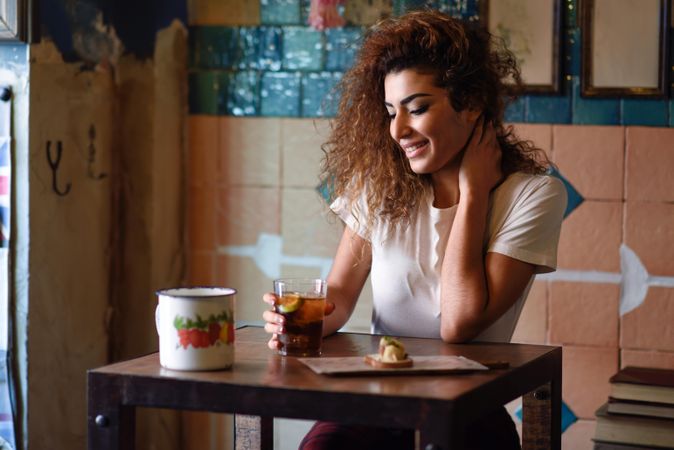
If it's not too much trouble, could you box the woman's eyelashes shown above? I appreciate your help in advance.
[410,105,429,115]
[386,104,429,119]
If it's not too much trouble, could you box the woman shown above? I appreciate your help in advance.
[263,9,566,450]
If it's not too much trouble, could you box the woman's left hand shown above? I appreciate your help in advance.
[458,116,502,198]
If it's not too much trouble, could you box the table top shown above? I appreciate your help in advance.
[91,326,560,408]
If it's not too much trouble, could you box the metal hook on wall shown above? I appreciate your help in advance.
[46,141,72,196]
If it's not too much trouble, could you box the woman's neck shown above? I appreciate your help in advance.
[431,165,460,209]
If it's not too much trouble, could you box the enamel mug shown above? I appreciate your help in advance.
[155,287,236,371]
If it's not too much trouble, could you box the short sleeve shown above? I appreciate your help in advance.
[330,193,370,240]
[487,175,567,273]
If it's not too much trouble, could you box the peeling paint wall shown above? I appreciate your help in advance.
[22,10,188,450]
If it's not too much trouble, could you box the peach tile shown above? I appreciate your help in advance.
[188,116,219,187]
[621,349,674,370]
[624,201,674,276]
[217,187,281,246]
[187,251,216,286]
[549,282,619,347]
[557,201,622,272]
[562,420,595,450]
[511,280,548,344]
[510,123,553,160]
[562,346,618,419]
[188,0,260,25]
[625,127,674,202]
[344,0,392,25]
[219,117,281,187]
[188,186,218,251]
[281,188,344,259]
[620,287,674,352]
[216,254,274,323]
[552,125,624,200]
[281,118,331,188]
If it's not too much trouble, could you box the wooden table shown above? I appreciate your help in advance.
[88,326,561,450]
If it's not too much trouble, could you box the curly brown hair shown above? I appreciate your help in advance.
[321,10,549,237]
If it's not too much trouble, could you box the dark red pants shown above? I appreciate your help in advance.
[299,406,520,450]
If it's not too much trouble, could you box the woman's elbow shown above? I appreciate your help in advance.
[440,323,479,343]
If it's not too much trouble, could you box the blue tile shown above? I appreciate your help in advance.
[566,0,578,28]
[316,177,335,204]
[526,95,572,124]
[549,167,584,218]
[227,71,260,116]
[260,72,301,116]
[670,99,674,127]
[261,0,302,25]
[393,0,438,15]
[236,27,260,69]
[258,27,283,71]
[514,400,577,433]
[504,97,526,123]
[571,77,620,125]
[325,27,362,71]
[283,27,325,71]
[300,0,312,25]
[301,72,342,117]
[621,98,668,127]
[566,28,580,77]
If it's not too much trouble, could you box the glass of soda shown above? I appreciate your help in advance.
[273,278,327,357]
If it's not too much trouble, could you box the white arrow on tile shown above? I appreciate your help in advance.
[218,233,333,280]
[222,235,674,316]
[538,244,674,316]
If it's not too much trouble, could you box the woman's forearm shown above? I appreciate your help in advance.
[440,191,491,342]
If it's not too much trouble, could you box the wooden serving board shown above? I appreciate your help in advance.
[297,355,490,376]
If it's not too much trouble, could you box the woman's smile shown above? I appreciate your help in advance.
[402,140,429,158]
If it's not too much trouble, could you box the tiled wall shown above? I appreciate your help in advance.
[186,1,674,449]
[510,124,674,448]
[188,0,674,127]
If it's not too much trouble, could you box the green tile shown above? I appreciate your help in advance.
[261,0,301,25]
[282,27,325,71]
[190,26,238,69]
[188,71,220,115]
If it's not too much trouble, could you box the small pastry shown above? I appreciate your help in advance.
[365,336,413,368]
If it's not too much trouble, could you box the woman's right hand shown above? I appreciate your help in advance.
[262,292,284,350]
[262,293,337,350]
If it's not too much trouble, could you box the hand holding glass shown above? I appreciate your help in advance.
[274,278,327,357]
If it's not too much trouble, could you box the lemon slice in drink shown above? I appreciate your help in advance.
[277,293,304,314]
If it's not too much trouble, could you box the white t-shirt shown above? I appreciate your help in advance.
[330,172,567,342]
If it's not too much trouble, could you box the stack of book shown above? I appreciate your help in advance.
[593,366,674,449]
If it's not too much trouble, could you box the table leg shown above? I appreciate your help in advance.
[87,373,136,450]
[522,381,562,450]
[418,415,462,450]
[235,415,273,450]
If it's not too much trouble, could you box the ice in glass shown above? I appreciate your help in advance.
[274,278,327,357]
